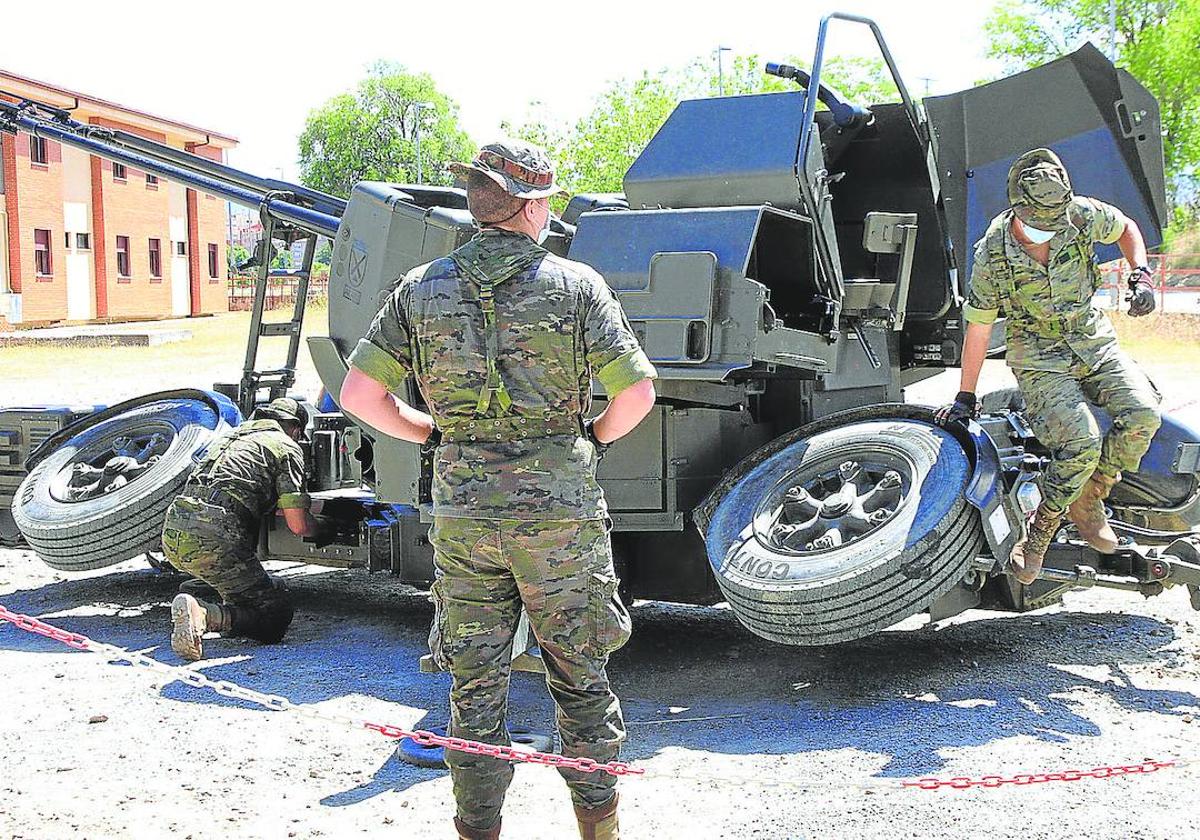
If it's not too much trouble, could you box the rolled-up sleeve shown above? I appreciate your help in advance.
[581,271,657,396]
[963,238,1000,325]
[1086,198,1128,245]
[275,447,309,510]
[347,280,414,392]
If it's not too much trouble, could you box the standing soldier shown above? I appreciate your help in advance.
[938,148,1161,583]
[340,141,657,840]
[163,397,323,661]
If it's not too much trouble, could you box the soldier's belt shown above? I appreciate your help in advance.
[180,483,256,523]
[439,414,582,443]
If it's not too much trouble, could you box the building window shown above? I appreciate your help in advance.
[30,136,48,166]
[112,162,127,181]
[76,232,91,250]
[34,229,52,276]
[149,238,162,279]
[65,232,72,249]
[175,241,187,256]
[116,236,131,278]
[146,173,159,188]
[207,243,219,279]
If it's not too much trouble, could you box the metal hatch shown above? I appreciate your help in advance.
[924,41,1167,277]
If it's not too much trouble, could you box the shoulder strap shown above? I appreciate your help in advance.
[449,253,534,417]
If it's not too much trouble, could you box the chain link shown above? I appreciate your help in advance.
[901,761,1180,791]
[0,604,1190,791]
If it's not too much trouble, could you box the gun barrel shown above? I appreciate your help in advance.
[0,98,341,240]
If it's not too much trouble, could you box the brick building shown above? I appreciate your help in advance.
[0,70,237,327]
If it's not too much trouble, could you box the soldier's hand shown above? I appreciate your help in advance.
[582,418,611,460]
[935,391,977,427]
[421,426,443,457]
[1125,267,1155,317]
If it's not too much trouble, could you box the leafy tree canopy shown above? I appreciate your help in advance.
[984,0,1199,212]
[298,62,475,197]
[508,52,898,196]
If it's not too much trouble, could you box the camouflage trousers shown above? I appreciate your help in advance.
[1014,350,1161,514]
[161,496,294,643]
[428,515,632,830]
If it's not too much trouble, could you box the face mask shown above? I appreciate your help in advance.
[1019,219,1056,245]
[536,203,552,245]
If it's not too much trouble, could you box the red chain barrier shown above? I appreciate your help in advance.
[902,761,1175,791]
[0,603,1185,790]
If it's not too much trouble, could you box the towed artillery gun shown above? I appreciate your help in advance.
[4,14,1200,646]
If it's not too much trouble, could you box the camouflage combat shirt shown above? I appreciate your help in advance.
[964,197,1128,373]
[348,228,657,521]
[185,419,309,517]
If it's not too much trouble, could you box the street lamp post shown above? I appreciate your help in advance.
[716,46,731,96]
[413,101,433,184]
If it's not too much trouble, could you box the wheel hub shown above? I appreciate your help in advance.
[51,431,170,503]
[761,459,908,554]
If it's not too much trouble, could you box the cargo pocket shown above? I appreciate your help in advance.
[427,578,452,671]
[587,568,632,657]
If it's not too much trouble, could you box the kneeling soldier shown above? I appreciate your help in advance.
[161,397,321,660]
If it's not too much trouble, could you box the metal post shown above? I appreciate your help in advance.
[413,102,433,184]
[1109,0,1118,61]
[716,46,731,96]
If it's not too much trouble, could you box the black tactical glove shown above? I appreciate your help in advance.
[934,391,978,427]
[582,418,611,460]
[1125,266,1155,317]
[421,426,443,457]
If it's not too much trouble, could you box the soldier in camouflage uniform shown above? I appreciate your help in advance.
[162,397,323,661]
[938,148,1160,583]
[339,141,657,840]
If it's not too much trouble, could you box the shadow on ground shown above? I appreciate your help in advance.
[2,557,1198,805]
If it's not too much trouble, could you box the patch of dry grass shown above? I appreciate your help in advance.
[0,306,327,407]
[1112,311,1200,363]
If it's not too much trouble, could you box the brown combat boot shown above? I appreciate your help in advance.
[453,817,501,840]
[575,794,619,840]
[1010,505,1063,585]
[1067,470,1121,554]
[170,593,233,661]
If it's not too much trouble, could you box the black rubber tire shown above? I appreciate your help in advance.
[11,398,230,572]
[703,418,984,646]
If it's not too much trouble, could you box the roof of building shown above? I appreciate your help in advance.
[0,68,238,148]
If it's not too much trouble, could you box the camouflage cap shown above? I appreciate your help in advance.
[253,397,309,428]
[449,140,566,199]
[1008,148,1074,230]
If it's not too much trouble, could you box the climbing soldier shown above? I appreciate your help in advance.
[162,397,323,661]
[938,148,1161,584]
[340,140,657,840]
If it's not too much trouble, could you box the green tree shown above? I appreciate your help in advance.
[314,240,333,267]
[983,0,1199,206]
[510,52,898,196]
[271,248,293,270]
[298,62,475,197]
[227,243,250,273]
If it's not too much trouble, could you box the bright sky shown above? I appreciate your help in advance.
[4,0,1001,183]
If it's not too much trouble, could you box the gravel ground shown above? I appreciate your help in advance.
[3,356,1200,839]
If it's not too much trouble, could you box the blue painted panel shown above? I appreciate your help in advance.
[568,207,764,290]
[623,92,807,210]
[965,126,1161,275]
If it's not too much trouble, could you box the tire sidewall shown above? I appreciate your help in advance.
[707,420,970,594]
[13,399,223,545]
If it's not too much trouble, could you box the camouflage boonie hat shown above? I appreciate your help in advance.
[449,140,566,199]
[1008,148,1074,230]
[254,397,309,428]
